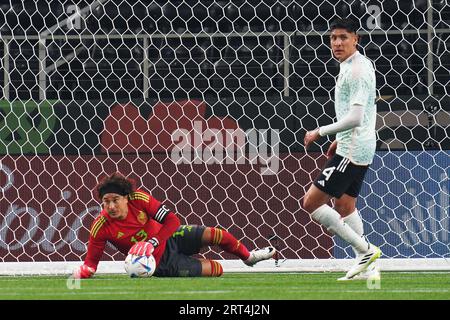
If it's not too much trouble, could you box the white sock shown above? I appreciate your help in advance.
[343,209,364,236]
[311,204,369,254]
[343,209,364,257]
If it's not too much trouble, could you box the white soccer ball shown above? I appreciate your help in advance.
[124,253,156,278]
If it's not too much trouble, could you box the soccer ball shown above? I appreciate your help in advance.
[124,253,156,278]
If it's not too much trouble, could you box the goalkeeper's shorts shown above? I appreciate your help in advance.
[153,225,205,277]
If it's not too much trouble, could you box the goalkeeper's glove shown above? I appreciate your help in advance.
[129,240,155,257]
[73,264,95,279]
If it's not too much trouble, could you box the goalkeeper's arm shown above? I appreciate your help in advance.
[72,235,106,279]
[149,211,180,247]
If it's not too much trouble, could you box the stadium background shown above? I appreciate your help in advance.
[0,0,448,266]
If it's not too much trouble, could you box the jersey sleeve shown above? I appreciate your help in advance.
[348,62,372,107]
[83,215,108,271]
[129,190,170,223]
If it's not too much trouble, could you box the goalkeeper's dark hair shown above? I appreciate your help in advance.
[96,172,136,200]
[330,18,360,34]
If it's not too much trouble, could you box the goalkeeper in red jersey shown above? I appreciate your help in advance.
[73,172,275,279]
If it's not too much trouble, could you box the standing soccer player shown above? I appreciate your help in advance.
[303,18,381,280]
[73,172,275,279]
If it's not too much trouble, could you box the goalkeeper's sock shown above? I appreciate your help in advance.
[209,227,251,260]
[312,204,370,254]
[343,209,365,257]
[209,260,223,277]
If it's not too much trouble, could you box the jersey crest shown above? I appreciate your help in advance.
[137,210,148,225]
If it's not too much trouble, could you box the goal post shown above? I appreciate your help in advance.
[0,0,449,275]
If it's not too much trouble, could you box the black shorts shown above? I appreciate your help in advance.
[313,154,369,198]
[154,225,205,277]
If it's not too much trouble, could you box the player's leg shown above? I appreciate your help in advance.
[198,258,223,277]
[163,256,223,277]
[339,167,381,280]
[304,185,380,279]
[172,225,205,255]
[172,224,263,262]
[155,254,217,277]
[335,172,365,237]
[303,154,380,278]
[201,227,276,266]
[335,195,380,280]
[153,233,204,277]
[303,184,371,254]
[334,194,357,218]
[334,194,363,254]
[153,229,220,277]
[201,227,250,260]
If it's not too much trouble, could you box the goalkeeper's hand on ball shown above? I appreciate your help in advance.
[73,264,95,279]
[129,237,158,257]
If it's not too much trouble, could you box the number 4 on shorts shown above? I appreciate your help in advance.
[322,166,336,181]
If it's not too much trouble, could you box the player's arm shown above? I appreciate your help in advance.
[304,105,363,150]
[305,60,371,150]
[326,139,338,158]
[319,104,364,136]
[319,63,372,137]
[146,202,181,248]
[73,218,107,279]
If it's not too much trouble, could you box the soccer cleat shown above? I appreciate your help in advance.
[244,247,276,266]
[344,244,381,279]
[337,264,380,281]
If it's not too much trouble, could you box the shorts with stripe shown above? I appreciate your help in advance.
[313,154,369,198]
[154,225,205,277]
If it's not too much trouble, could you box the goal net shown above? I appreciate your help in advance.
[0,0,449,275]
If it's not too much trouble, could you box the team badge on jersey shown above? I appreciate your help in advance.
[137,211,148,225]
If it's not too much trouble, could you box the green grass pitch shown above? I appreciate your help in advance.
[0,272,449,300]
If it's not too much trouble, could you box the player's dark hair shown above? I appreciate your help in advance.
[96,172,135,200]
[330,18,359,34]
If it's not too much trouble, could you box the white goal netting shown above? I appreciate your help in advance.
[0,0,449,275]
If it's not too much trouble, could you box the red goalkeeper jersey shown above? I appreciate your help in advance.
[84,189,180,271]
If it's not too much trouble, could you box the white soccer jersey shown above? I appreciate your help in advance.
[334,51,377,165]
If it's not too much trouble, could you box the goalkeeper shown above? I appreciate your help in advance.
[73,172,275,278]
[303,18,381,280]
